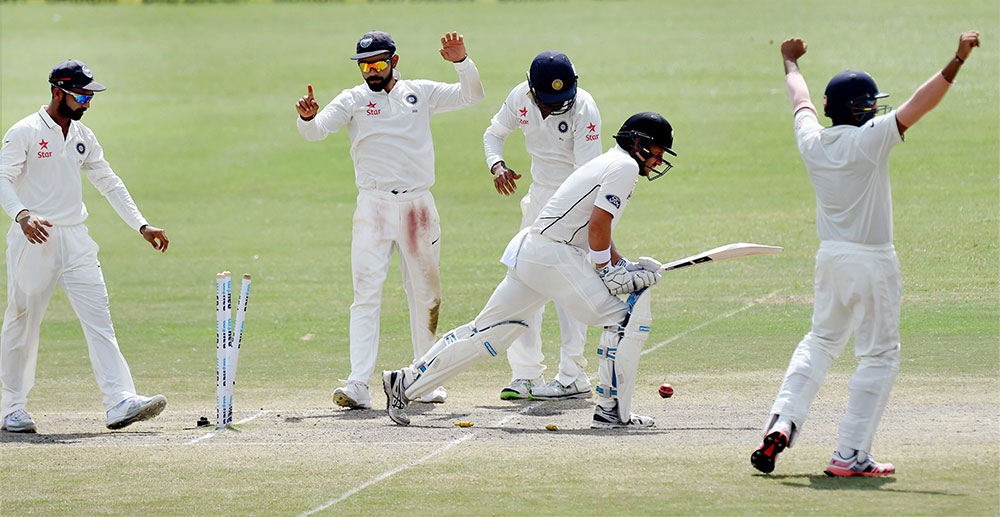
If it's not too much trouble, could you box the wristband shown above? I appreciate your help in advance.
[139,224,148,234]
[590,246,611,265]
[954,54,964,64]
[15,210,29,223]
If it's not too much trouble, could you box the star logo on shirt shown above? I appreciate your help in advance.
[39,139,48,150]
[367,102,377,108]
[519,107,528,117]
[587,123,596,133]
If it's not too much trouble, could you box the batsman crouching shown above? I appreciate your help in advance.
[383,112,676,428]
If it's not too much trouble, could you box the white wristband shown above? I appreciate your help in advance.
[590,247,611,265]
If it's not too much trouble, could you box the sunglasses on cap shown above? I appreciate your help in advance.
[358,58,391,74]
[59,87,94,104]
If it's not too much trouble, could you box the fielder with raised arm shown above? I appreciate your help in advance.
[751,32,981,477]
[483,51,602,401]
[0,60,169,433]
[383,112,676,429]
[296,31,484,409]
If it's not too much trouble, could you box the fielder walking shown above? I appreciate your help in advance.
[296,31,484,409]
[0,60,169,433]
[483,51,603,401]
[752,31,981,476]
[383,112,676,428]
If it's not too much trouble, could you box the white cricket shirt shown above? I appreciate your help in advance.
[297,59,484,194]
[483,82,602,189]
[794,109,903,245]
[0,107,148,231]
[530,145,639,250]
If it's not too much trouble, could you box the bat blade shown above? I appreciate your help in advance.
[659,243,783,272]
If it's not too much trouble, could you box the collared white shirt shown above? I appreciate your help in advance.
[0,107,148,230]
[483,82,602,190]
[794,109,903,245]
[531,145,638,250]
[297,59,484,194]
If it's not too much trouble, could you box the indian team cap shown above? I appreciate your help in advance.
[351,30,396,60]
[49,59,106,92]
[527,50,578,104]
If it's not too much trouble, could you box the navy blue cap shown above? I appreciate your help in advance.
[527,51,577,104]
[49,59,106,92]
[351,31,396,60]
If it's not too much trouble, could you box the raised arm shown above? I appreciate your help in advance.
[895,31,980,134]
[781,38,816,116]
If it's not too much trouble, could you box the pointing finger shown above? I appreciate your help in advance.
[307,84,314,99]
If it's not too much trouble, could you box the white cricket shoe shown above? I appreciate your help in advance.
[2,409,37,433]
[382,370,410,426]
[824,451,895,477]
[530,376,592,400]
[333,381,372,410]
[499,376,544,400]
[590,402,655,429]
[106,394,167,430]
[415,386,447,404]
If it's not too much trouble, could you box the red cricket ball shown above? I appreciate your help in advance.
[658,383,674,398]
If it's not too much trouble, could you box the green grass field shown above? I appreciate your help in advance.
[1,1,997,514]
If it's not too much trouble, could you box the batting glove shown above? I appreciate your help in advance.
[598,261,633,295]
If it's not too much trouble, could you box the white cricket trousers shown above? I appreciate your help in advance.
[348,189,441,385]
[1,223,136,418]
[506,184,588,385]
[769,241,901,454]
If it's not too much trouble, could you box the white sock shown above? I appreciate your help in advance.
[771,415,794,434]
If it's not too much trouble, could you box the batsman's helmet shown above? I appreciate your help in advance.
[824,70,890,126]
[527,51,578,116]
[614,112,677,180]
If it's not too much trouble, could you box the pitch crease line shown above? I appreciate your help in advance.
[641,288,786,357]
[184,409,269,445]
[301,401,546,515]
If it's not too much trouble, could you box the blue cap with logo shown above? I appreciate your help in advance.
[351,30,396,60]
[527,51,577,104]
[48,59,106,92]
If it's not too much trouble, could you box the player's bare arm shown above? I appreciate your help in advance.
[296,84,319,121]
[896,31,980,134]
[16,210,52,244]
[439,32,468,63]
[140,225,169,252]
[491,160,522,197]
[781,38,815,115]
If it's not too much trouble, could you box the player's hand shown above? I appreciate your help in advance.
[439,32,467,63]
[296,84,319,120]
[19,214,52,244]
[781,38,807,61]
[631,269,659,291]
[598,260,634,296]
[491,161,522,196]
[956,31,980,61]
[141,225,169,252]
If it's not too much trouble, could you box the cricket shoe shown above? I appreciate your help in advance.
[750,423,791,474]
[530,377,592,400]
[382,370,410,426]
[824,451,895,477]
[590,403,655,429]
[1,409,37,433]
[333,381,372,409]
[415,386,447,404]
[107,394,167,430]
[499,376,543,400]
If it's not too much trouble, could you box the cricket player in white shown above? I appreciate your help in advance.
[483,51,602,400]
[383,112,677,429]
[0,60,169,433]
[296,31,484,409]
[752,32,981,477]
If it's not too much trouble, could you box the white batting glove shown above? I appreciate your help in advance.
[636,256,662,272]
[598,261,633,295]
[632,269,659,291]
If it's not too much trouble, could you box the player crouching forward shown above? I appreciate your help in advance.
[383,112,677,428]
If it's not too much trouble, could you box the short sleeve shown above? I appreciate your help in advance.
[593,160,638,220]
[856,111,903,163]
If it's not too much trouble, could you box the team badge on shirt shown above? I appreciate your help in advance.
[605,194,621,209]
[406,94,418,104]
[558,121,568,133]
[76,142,86,154]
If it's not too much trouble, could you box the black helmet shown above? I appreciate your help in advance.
[824,70,890,126]
[527,51,578,116]
[614,112,677,180]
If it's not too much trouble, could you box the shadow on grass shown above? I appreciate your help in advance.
[0,430,157,445]
[757,473,957,495]
[279,403,442,423]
